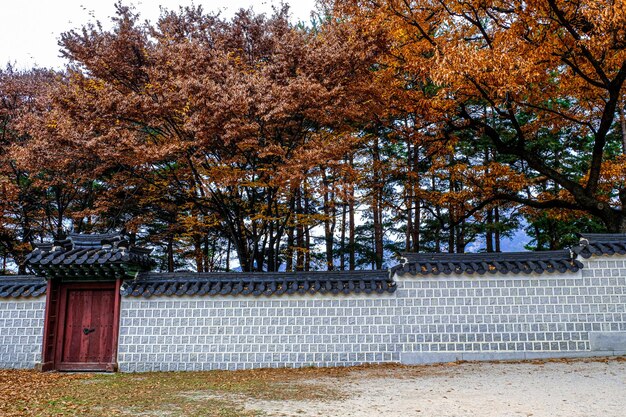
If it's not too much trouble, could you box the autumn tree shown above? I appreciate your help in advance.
[27,4,382,271]
[331,0,626,233]
[0,67,61,272]
[8,0,622,272]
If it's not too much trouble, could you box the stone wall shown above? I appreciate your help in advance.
[117,295,399,372]
[1,256,625,371]
[116,257,626,371]
[0,298,45,369]
[398,258,626,364]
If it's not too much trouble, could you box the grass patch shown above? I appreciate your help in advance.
[0,366,350,417]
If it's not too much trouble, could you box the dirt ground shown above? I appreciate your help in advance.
[243,358,626,417]
[1,357,625,417]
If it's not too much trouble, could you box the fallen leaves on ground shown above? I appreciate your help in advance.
[0,370,89,416]
[1,358,623,416]
[0,365,354,417]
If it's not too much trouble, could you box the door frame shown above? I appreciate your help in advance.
[41,279,122,372]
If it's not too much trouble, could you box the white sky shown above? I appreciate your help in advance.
[1,0,317,70]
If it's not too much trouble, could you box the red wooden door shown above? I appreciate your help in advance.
[55,282,118,371]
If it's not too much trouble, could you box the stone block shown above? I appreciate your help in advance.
[589,332,626,351]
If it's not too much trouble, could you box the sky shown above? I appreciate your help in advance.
[0,0,317,70]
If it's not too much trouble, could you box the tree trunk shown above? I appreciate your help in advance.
[410,142,420,252]
[167,236,174,272]
[494,207,501,252]
[322,169,335,271]
[209,237,217,271]
[267,210,275,272]
[225,239,231,271]
[448,209,455,253]
[484,124,493,254]
[234,239,251,272]
[435,202,442,252]
[286,226,294,271]
[296,188,305,271]
[348,178,356,270]
[406,187,412,252]
[412,199,420,252]
[340,201,347,271]
[226,215,252,272]
[372,137,384,269]
[549,221,557,250]
[194,235,203,272]
[275,234,281,272]
[405,141,413,252]
[605,209,626,233]
[304,185,311,271]
[617,105,626,154]
[456,220,465,253]
[54,187,65,239]
[486,208,494,252]
[202,234,209,271]
[17,225,33,274]
[620,215,626,233]
[286,195,295,272]
[534,224,543,250]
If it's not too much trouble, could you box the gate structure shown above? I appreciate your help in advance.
[26,234,151,371]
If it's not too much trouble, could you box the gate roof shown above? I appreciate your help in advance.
[25,233,152,280]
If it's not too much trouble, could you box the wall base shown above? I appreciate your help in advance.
[401,350,626,365]
[589,332,626,351]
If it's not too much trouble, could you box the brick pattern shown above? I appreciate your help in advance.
[0,299,44,369]
[398,272,626,354]
[117,296,399,372]
[117,257,626,372]
[1,256,625,371]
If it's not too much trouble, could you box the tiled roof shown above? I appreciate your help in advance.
[25,233,152,279]
[573,233,626,258]
[0,275,46,298]
[122,270,395,298]
[392,250,583,276]
[10,233,626,297]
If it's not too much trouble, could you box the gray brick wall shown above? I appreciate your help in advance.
[117,257,626,371]
[0,298,45,369]
[397,264,626,363]
[117,296,399,372]
[1,255,625,371]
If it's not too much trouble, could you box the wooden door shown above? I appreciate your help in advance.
[54,282,119,371]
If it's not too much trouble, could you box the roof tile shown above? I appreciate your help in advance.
[393,250,583,276]
[573,233,626,258]
[122,270,395,298]
[25,233,152,279]
[0,276,46,298]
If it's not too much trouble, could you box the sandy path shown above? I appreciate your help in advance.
[243,359,626,417]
